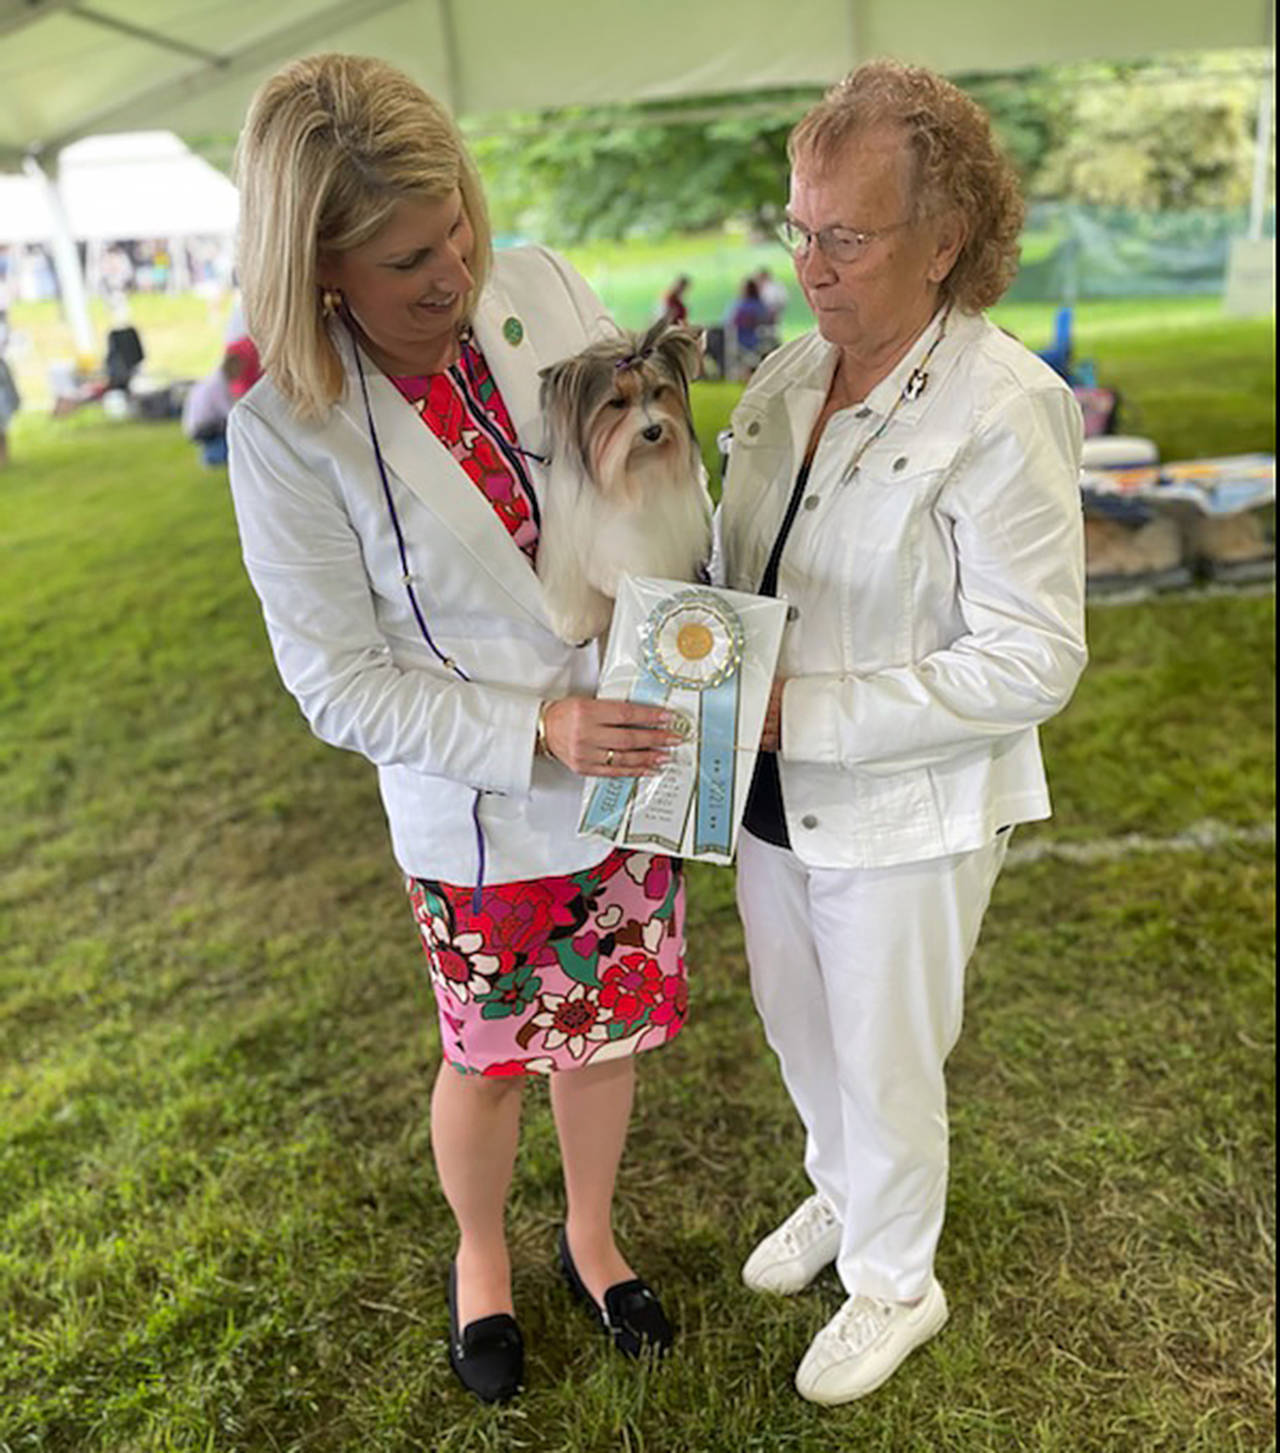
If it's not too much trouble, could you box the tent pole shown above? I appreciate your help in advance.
[169,237,191,293]
[846,0,862,67]
[1247,44,1273,241]
[436,0,463,115]
[22,152,95,359]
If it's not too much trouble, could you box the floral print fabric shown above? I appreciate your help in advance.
[394,349,686,1076]
[409,849,687,1075]
[390,340,539,560]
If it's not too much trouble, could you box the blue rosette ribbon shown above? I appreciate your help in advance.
[581,588,745,855]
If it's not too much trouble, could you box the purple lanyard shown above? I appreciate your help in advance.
[347,321,488,908]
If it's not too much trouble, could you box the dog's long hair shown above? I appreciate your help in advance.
[536,320,711,643]
[541,319,702,503]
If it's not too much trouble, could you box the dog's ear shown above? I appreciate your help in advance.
[653,324,704,388]
[538,357,572,454]
[636,317,670,358]
[538,354,594,474]
[538,355,579,408]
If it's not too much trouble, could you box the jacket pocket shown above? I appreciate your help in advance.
[856,436,964,489]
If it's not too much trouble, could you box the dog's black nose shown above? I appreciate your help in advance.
[642,423,663,442]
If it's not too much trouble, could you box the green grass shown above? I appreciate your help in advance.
[6,292,231,408]
[1061,311,1276,464]
[1031,596,1274,839]
[0,320,1275,1450]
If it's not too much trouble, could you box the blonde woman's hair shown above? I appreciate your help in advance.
[789,60,1024,313]
[234,53,492,418]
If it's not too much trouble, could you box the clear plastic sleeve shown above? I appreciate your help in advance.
[578,575,787,865]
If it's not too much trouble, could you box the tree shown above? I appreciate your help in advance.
[190,52,1271,240]
[957,67,1073,185]
[1032,54,1268,210]
[467,73,1076,244]
[468,92,814,244]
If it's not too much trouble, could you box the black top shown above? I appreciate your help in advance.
[742,459,813,848]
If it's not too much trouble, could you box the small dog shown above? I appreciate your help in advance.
[536,319,712,643]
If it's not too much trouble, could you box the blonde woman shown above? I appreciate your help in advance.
[229,54,685,1403]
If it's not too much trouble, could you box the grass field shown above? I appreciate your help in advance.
[0,305,1275,1451]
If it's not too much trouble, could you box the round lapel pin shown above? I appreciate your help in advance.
[502,316,524,346]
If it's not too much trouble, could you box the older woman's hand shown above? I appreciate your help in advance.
[759,678,786,753]
[542,696,682,777]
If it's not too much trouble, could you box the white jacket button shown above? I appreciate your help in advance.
[786,605,800,622]
[801,814,819,829]
[893,455,908,471]
[803,495,819,510]
[854,406,872,419]
[746,421,761,437]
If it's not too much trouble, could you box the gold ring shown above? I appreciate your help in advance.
[605,749,615,767]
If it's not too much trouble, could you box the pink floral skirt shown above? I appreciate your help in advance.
[408,849,686,1076]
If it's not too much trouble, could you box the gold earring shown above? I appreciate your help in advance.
[321,287,343,316]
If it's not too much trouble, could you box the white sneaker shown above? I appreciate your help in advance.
[794,1280,948,1404]
[741,1193,842,1295]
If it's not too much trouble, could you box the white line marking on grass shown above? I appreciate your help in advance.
[1007,819,1276,866]
[1088,580,1274,608]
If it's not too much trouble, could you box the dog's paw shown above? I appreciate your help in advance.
[549,596,615,645]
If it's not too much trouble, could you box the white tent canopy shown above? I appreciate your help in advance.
[1,0,1274,167]
[1,0,1272,348]
[0,131,237,244]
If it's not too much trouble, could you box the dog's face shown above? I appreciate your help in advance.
[540,321,702,502]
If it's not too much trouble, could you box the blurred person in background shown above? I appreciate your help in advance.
[222,333,261,398]
[660,272,692,325]
[0,318,20,467]
[756,266,788,324]
[718,60,1087,1406]
[228,52,686,1406]
[725,274,772,375]
[181,348,252,466]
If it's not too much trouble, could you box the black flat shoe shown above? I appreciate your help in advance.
[557,1226,674,1359]
[447,1263,524,1404]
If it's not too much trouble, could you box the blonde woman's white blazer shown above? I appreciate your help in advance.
[717,309,1088,870]
[228,246,617,885]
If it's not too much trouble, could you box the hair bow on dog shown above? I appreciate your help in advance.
[614,348,654,372]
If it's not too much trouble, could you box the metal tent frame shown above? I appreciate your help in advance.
[1,0,1272,351]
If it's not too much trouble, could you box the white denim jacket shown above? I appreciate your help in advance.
[717,308,1088,869]
[228,246,616,885]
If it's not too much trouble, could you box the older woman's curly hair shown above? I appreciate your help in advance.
[789,60,1024,313]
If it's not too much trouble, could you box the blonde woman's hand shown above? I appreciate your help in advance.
[542,696,682,777]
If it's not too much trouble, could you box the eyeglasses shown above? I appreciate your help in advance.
[776,215,913,264]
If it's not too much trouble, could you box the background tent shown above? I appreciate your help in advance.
[0,131,237,245]
[0,0,1272,347]
[1,0,1273,165]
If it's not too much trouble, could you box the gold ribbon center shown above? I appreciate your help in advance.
[676,623,715,661]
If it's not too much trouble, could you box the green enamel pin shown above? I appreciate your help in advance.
[502,316,524,346]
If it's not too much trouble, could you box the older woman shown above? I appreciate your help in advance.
[718,61,1087,1404]
[229,54,685,1404]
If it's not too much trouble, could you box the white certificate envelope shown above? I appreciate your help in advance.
[578,575,787,865]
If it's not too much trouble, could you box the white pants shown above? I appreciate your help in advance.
[736,829,1010,1303]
